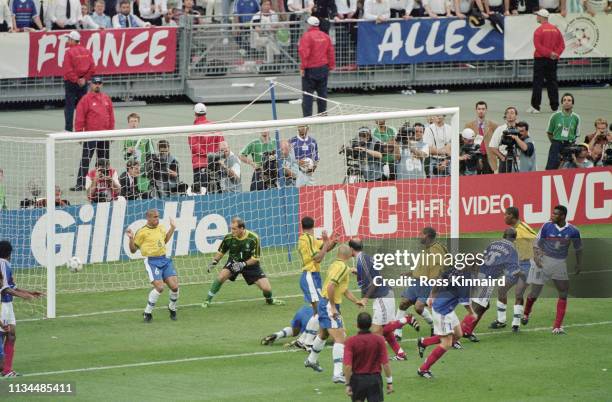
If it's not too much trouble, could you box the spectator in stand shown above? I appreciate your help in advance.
[560,143,593,169]
[539,0,564,14]
[203,0,222,22]
[239,130,278,191]
[189,102,225,193]
[72,76,114,191]
[86,159,120,203]
[12,0,43,31]
[464,100,498,174]
[298,16,335,117]
[483,0,508,14]
[489,106,520,173]
[289,125,319,187]
[162,6,178,25]
[50,0,82,29]
[372,120,397,180]
[88,0,113,28]
[289,0,314,52]
[216,141,242,193]
[423,113,452,177]
[177,0,203,25]
[147,140,182,197]
[33,185,71,208]
[120,159,150,200]
[63,30,95,133]
[451,0,472,18]
[80,2,98,28]
[311,0,337,33]
[527,9,565,114]
[405,0,426,16]
[565,0,604,15]
[20,180,43,209]
[251,0,281,64]
[545,93,580,170]
[123,113,154,194]
[424,0,452,16]
[363,0,390,22]
[104,0,118,17]
[112,0,150,26]
[0,168,6,210]
[139,0,167,26]
[586,118,610,165]
[233,0,260,56]
[35,0,54,29]
[387,0,411,17]
[395,122,429,180]
[0,0,15,32]
[280,140,299,187]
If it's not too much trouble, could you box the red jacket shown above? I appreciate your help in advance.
[534,22,565,59]
[63,43,96,83]
[298,27,336,71]
[188,115,225,170]
[74,91,115,132]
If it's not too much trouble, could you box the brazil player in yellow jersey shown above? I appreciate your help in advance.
[489,207,537,332]
[126,209,178,323]
[203,217,284,307]
[295,216,337,350]
[304,245,364,384]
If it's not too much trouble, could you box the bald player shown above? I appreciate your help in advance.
[126,209,179,323]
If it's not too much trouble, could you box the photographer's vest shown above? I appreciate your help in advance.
[518,136,537,172]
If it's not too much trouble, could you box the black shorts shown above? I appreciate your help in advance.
[350,374,383,402]
[227,263,266,285]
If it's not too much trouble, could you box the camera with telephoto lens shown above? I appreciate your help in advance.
[396,124,415,146]
[501,127,519,147]
[207,151,225,182]
[602,142,612,166]
[338,138,364,177]
[260,151,278,189]
[461,143,481,159]
[560,143,583,160]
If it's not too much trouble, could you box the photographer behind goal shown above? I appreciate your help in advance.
[395,122,429,180]
[206,141,242,193]
[489,107,536,173]
[459,128,484,175]
[339,127,383,182]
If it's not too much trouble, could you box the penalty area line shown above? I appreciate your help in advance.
[22,320,612,378]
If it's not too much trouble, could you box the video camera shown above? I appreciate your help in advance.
[501,127,519,147]
[560,143,583,161]
[601,142,612,166]
[260,151,278,190]
[396,124,416,146]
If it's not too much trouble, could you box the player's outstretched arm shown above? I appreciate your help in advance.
[344,289,365,308]
[125,229,138,254]
[164,218,177,244]
[6,288,41,300]
[208,251,225,272]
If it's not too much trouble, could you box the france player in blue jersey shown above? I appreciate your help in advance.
[524,205,583,334]
[0,240,44,377]
[261,305,314,347]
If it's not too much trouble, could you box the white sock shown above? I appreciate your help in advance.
[275,327,292,339]
[512,304,523,327]
[307,336,326,364]
[144,289,161,314]
[169,289,179,311]
[296,332,308,345]
[421,308,433,325]
[332,343,344,377]
[497,301,507,323]
[394,309,406,336]
[304,315,319,346]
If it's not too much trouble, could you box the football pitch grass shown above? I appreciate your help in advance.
[6,223,612,401]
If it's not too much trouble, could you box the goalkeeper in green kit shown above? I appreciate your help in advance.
[203,217,285,308]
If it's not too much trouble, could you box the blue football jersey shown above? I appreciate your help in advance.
[355,252,389,299]
[432,268,469,315]
[0,258,15,303]
[291,305,314,333]
[537,222,582,259]
[480,239,520,279]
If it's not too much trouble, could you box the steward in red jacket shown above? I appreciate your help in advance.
[189,103,225,193]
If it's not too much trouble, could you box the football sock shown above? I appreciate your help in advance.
[512,304,523,327]
[206,279,223,302]
[524,296,537,317]
[332,343,344,377]
[308,336,326,364]
[169,289,179,311]
[421,308,434,325]
[497,301,507,323]
[304,315,319,346]
[394,309,406,337]
[554,298,567,328]
[2,337,15,374]
[263,290,273,304]
[275,327,292,339]
[420,345,446,371]
[422,335,442,347]
[384,331,403,355]
[144,288,161,314]
[460,314,476,334]
[296,331,308,345]
[383,320,404,334]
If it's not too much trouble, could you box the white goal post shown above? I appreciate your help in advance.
[42,107,460,318]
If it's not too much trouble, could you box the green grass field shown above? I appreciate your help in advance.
[4,224,612,401]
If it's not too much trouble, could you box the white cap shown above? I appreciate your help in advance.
[535,9,550,18]
[63,30,81,42]
[461,128,475,140]
[306,16,320,26]
[194,103,207,115]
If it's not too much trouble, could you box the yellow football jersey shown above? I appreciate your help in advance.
[321,259,350,305]
[297,233,324,272]
[514,221,537,260]
[134,224,167,257]
[412,241,447,279]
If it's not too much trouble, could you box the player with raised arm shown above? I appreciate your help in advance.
[296,216,337,349]
[261,305,313,347]
[126,209,179,323]
[304,245,365,384]
[0,240,45,377]
[489,207,537,333]
[523,205,582,335]
[203,217,285,307]
[348,238,419,361]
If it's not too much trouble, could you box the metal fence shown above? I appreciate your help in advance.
[1,16,610,103]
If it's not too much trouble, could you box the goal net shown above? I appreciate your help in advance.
[1,101,459,319]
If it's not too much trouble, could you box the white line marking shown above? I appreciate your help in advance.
[21,320,612,378]
[0,125,52,133]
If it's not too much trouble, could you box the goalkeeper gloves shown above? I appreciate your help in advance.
[207,259,218,273]
[231,261,246,274]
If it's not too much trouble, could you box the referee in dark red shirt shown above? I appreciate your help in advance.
[344,312,393,402]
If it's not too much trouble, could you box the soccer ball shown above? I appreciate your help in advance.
[300,158,314,173]
[66,256,83,273]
